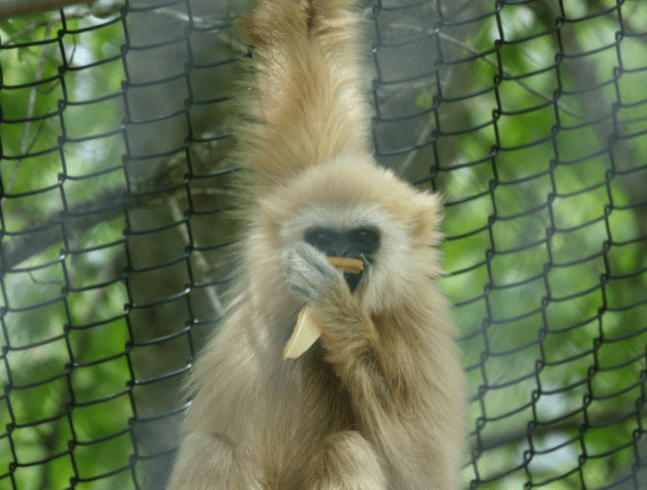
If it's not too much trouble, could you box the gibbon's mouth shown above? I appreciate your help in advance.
[344,270,363,293]
[326,255,366,293]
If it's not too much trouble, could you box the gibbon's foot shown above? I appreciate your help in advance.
[167,431,246,490]
[311,431,388,490]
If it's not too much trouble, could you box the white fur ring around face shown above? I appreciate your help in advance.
[283,257,364,359]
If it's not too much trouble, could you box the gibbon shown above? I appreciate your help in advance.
[166,0,467,489]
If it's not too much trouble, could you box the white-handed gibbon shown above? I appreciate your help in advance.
[166,0,467,489]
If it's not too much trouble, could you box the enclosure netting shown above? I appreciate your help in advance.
[1,0,646,488]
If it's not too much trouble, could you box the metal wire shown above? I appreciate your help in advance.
[1,0,646,488]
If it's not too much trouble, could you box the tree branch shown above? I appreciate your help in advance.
[1,186,128,272]
[0,0,94,20]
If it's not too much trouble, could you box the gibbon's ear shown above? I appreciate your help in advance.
[410,193,444,248]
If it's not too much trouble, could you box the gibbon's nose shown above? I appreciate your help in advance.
[329,241,351,258]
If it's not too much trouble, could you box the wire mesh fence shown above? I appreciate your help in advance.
[1,0,646,489]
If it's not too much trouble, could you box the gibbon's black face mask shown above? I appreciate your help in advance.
[304,227,380,293]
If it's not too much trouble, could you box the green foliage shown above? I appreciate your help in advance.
[1,7,135,490]
[434,1,647,486]
[2,1,647,489]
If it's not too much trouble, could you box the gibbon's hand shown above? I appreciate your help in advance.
[287,242,349,305]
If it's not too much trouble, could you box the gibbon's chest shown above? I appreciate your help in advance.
[244,347,358,488]
[304,343,357,428]
[251,339,357,432]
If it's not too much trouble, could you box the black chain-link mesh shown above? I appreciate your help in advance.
[1,0,646,489]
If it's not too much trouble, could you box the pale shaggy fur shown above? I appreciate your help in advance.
[166,1,467,489]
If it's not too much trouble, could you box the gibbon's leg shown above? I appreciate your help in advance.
[310,431,388,490]
[166,431,249,490]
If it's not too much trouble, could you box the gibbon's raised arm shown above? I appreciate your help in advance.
[235,0,371,193]
[166,1,467,489]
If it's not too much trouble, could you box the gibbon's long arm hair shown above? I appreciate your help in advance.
[166,0,467,489]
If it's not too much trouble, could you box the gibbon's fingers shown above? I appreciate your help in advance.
[286,242,346,304]
[356,254,370,273]
[284,256,366,360]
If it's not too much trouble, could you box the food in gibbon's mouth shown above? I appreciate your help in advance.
[327,256,364,275]
[284,257,364,360]
[166,0,467,489]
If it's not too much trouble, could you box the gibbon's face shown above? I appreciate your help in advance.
[277,200,412,309]
[303,226,380,292]
[262,157,437,310]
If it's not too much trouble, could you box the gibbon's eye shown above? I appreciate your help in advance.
[304,227,379,262]
[349,228,379,252]
[352,228,376,245]
[305,228,335,249]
